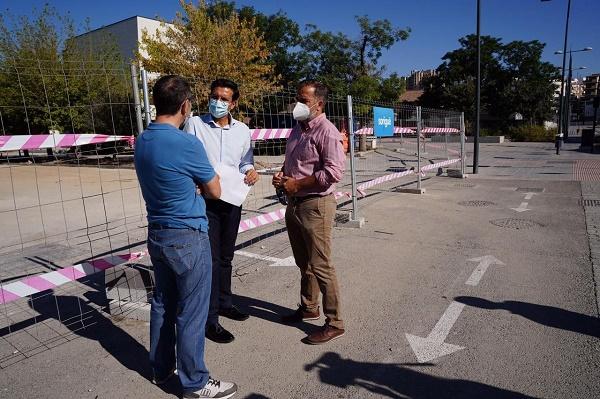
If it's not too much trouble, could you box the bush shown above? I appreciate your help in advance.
[507,125,556,142]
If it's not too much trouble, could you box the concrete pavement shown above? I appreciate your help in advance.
[1,141,599,398]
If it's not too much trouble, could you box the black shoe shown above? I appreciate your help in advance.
[219,305,250,321]
[205,323,235,344]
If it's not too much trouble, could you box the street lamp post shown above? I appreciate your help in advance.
[555,47,592,148]
[473,0,481,174]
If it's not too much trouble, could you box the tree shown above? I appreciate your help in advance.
[355,16,410,77]
[419,35,559,128]
[0,5,130,135]
[300,16,409,100]
[139,0,278,105]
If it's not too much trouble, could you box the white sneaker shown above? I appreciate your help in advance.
[183,377,237,398]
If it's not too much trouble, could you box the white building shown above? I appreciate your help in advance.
[73,16,173,64]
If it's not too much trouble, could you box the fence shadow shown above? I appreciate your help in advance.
[25,292,180,396]
[305,352,535,399]
[455,296,600,339]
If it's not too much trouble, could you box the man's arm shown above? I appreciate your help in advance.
[201,174,221,199]
[240,130,259,185]
[186,137,220,198]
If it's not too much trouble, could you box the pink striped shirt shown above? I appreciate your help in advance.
[283,113,345,197]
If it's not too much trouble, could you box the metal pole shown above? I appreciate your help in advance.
[460,112,466,177]
[557,0,571,147]
[473,0,481,174]
[141,68,152,127]
[130,63,144,135]
[417,106,422,190]
[565,53,573,138]
[347,95,359,220]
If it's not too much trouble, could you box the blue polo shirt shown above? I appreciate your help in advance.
[135,122,216,231]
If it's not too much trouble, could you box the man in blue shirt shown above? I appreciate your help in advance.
[184,79,259,344]
[135,75,237,399]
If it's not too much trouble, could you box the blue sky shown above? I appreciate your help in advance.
[4,0,600,79]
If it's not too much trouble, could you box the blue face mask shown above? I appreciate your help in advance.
[209,98,230,119]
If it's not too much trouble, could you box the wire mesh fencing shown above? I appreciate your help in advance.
[0,63,466,367]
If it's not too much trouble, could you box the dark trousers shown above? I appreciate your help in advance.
[205,199,242,326]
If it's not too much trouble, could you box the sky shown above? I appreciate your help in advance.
[3,0,600,80]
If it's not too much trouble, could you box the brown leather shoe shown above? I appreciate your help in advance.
[281,305,320,323]
[304,324,345,345]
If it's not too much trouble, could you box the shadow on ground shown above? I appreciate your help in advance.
[28,292,180,396]
[305,352,535,398]
[234,294,318,335]
[455,296,600,338]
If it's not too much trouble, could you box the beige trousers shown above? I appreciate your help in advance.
[285,194,343,329]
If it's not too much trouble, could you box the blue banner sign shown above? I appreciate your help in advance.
[373,106,394,137]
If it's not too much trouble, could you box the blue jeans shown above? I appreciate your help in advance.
[147,227,211,392]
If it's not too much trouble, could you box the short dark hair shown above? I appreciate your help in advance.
[297,80,329,104]
[210,78,240,101]
[152,75,192,116]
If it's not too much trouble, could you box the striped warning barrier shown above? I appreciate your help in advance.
[419,158,461,175]
[0,251,146,305]
[421,128,460,134]
[250,128,292,140]
[356,169,416,196]
[238,208,286,233]
[0,134,134,152]
[237,191,352,234]
[355,127,416,135]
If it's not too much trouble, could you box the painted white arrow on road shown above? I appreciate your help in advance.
[523,192,537,200]
[235,250,296,267]
[466,255,505,286]
[510,202,531,212]
[406,301,465,363]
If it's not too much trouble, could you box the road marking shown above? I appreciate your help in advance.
[466,255,505,286]
[406,301,466,363]
[510,202,530,212]
[523,192,537,200]
[235,250,296,267]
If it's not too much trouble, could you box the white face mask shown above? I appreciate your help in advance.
[292,102,315,121]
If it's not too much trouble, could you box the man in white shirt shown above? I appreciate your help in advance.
[184,79,259,344]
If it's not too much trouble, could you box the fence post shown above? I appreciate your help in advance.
[130,63,144,135]
[347,95,360,222]
[460,112,466,177]
[141,68,152,128]
[416,106,422,190]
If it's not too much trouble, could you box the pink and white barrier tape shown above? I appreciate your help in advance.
[355,127,416,135]
[250,128,292,140]
[419,159,461,175]
[0,134,134,152]
[238,208,286,233]
[421,128,460,134]
[356,169,416,196]
[237,191,352,233]
[0,251,146,305]
[249,127,459,140]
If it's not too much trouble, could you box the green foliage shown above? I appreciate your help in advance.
[0,4,130,135]
[203,2,410,101]
[140,0,277,106]
[419,35,559,126]
[507,125,556,142]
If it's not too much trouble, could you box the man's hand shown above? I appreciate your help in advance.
[282,177,300,195]
[272,171,284,188]
[244,169,259,186]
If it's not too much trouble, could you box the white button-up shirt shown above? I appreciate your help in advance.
[184,114,254,206]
